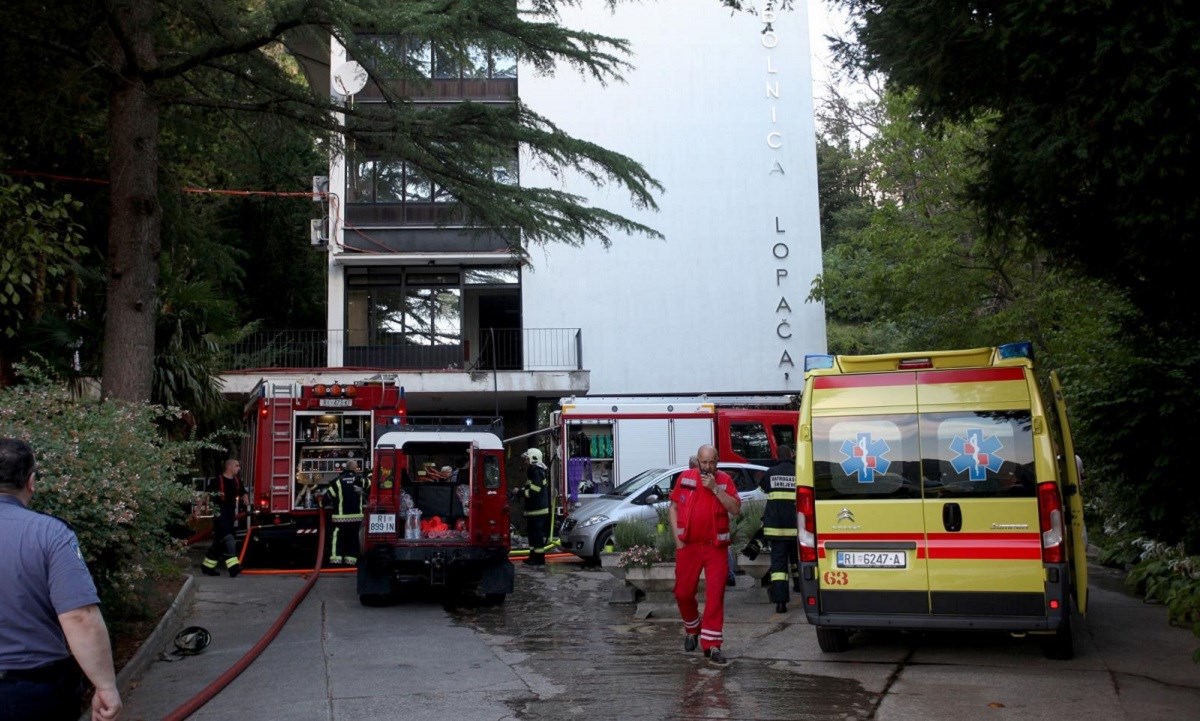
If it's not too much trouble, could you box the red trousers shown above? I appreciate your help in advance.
[674,542,729,650]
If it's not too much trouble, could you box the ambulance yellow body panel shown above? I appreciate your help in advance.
[796,343,1086,659]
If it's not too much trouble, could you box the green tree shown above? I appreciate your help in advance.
[0,0,693,404]
[833,0,1200,550]
[0,172,87,383]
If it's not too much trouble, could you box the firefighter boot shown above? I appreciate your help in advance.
[225,557,243,578]
[201,559,220,577]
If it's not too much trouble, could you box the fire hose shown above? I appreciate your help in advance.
[160,512,327,721]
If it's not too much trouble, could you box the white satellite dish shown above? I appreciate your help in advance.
[332,61,368,97]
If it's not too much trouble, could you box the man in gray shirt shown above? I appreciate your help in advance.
[0,438,122,721]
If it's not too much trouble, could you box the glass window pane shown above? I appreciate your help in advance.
[491,49,517,79]
[405,39,431,78]
[433,183,456,203]
[464,46,489,79]
[493,157,518,186]
[464,268,519,285]
[433,45,460,79]
[404,165,432,202]
[375,161,405,202]
[920,411,1036,498]
[347,158,374,203]
[729,422,772,460]
[812,415,921,500]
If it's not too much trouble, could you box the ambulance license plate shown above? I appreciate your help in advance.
[836,551,906,568]
[368,513,396,534]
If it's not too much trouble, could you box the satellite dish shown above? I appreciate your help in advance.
[332,61,368,97]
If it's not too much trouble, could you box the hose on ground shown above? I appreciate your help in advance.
[160,512,326,721]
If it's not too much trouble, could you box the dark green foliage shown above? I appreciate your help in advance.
[0,369,199,608]
[834,0,1200,552]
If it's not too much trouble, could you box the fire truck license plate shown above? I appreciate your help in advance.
[836,551,906,568]
[368,514,396,534]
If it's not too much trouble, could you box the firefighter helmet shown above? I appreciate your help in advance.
[521,448,543,465]
[173,626,212,656]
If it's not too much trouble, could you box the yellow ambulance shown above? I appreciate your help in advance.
[795,342,1087,659]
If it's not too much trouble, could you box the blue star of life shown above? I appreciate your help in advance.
[949,428,1005,481]
[838,432,892,483]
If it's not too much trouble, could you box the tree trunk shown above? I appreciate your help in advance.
[101,0,160,403]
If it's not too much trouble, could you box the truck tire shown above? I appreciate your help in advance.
[1041,611,1074,660]
[816,627,851,652]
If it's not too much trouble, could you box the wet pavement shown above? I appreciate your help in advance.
[452,564,877,720]
[120,555,1200,721]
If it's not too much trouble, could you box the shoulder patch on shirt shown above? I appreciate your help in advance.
[71,538,85,561]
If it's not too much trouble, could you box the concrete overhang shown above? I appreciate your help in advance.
[219,369,589,413]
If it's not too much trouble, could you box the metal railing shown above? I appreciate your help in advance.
[222,328,582,372]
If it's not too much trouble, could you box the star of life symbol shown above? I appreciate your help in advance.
[950,428,1005,481]
[838,432,891,483]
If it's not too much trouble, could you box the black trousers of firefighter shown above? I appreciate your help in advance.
[526,514,549,565]
[767,537,800,605]
[330,519,361,565]
[203,514,242,576]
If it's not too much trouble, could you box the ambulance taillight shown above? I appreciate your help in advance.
[1037,481,1065,564]
[797,486,817,562]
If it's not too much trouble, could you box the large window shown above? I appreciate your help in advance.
[346,144,517,206]
[356,36,517,81]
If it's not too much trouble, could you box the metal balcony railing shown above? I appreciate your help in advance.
[222,328,582,372]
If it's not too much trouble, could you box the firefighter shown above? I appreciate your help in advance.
[202,459,246,577]
[325,461,365,566]
[759,445,799,614]
[521,448,551,566]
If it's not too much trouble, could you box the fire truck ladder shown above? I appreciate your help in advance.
[268,382,298,513]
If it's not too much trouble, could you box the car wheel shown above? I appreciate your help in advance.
[816,627,851,652]
[591,528,615,565]
[1041,610,1074,660]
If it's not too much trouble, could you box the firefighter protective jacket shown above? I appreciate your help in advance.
[759,458,798,538]
[523,464,550,517]
[326,470,365,521]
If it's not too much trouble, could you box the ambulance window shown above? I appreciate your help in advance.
[729,423,772,461]
[919,411,1036,498]
[811,415,921,500]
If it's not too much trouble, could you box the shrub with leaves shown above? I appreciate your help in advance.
[613,517,657,551]
[0,372,199,609]
[1124,541,1200,662]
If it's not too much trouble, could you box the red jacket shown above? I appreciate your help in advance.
[670,469,737,548]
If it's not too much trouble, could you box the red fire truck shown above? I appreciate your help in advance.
[241,379,514,604]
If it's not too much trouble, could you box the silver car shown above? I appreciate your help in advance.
[558,462,768,563]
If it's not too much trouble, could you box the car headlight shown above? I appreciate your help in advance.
[580,514,609,528]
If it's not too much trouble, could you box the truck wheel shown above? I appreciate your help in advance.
[816,627,851,652]
[1041,611,1074,660]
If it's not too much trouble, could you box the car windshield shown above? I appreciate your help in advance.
[606,468,667,498]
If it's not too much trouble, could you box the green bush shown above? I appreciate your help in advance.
[1124,541,1200,662]
[0,376,200,610]
[612,517,656,551]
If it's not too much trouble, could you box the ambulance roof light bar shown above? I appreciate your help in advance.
[804,354,835,372]
[997,341,1034,361]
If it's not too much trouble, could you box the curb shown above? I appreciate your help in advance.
[116,574,197,691]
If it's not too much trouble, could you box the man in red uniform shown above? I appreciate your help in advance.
[669,444,741,667]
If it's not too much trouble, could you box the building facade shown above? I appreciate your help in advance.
[229,1,825,416]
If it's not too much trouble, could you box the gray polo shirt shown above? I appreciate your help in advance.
[0,493,101,670]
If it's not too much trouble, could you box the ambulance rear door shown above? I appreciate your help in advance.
[1051,372,1088,615]
[809,373,931,616]
[916,367,1044,618]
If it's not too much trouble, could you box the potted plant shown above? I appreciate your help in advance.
[602,518,658,580]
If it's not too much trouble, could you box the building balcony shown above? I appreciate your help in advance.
[221,328,583,373]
